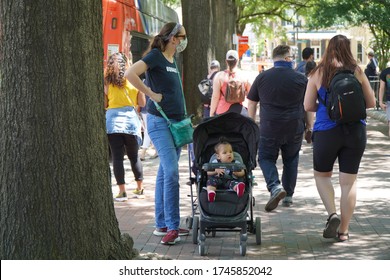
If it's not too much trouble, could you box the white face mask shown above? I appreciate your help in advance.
[176,38,188,53]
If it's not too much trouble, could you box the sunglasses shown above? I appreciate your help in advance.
[175,34,187,40]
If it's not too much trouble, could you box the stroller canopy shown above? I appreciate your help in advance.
[193,112,260,170]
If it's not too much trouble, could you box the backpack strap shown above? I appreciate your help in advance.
[209,71,218,80]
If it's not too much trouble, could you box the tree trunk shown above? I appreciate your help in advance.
[0,0,134,259]
[181,0,236,122]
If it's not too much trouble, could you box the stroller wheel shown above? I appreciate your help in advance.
[192,216,199,244]
[239,241,247,256]
[186,216,193,229]
[199,240,206,256]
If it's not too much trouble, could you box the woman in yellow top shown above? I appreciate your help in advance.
[104,53,146,201]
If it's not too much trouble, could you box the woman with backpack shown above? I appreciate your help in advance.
[209,50,251,117]
[304,35,376,242]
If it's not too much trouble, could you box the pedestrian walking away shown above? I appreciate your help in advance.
[304,34,376,242]
[104,52,146,201]
[210,50,251,117]
[378,66,390,137]
[247,44,312,211]
[295,47,316,75]
[198,60,220,119]
[364,51,379,81]
[124,22,190,245]
[139,94,158,161]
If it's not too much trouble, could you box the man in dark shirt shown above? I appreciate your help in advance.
[295,47,315,74]
[247,45,312,211]
[364,51,379,80]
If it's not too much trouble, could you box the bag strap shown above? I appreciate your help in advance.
[124,88,136,107]
[154,102,172,125]
[154,59,188,124]
[225,69,235,78]
[209,71,217,80]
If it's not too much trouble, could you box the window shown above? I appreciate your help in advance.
[111,17,117,29]
[312,46,320,60]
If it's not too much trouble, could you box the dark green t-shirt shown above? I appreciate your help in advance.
[143,48,185,120]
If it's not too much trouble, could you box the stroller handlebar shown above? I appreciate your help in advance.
[202,162,246,172]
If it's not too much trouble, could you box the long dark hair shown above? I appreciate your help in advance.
[315,35,360,87]
[144,22,180,55]
[104,52,129,88]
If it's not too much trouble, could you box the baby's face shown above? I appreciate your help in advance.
[217,144,234,163]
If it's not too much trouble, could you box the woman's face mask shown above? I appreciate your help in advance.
[176,37,188,53]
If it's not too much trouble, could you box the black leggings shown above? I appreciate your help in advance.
[108,133,143,185]
[312,123,366,174]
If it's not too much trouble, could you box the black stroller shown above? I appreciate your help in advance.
[188,112,261,256]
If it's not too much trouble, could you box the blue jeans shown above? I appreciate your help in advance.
[147,113,182,231]
[203,105,210,119]
[258,132,303,196]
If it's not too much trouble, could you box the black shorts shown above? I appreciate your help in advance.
[312,123,366,174]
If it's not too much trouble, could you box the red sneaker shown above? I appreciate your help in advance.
[236,182,245,197]
[153,227,189,236]
[161,230,180,245]
[208,190,216,202]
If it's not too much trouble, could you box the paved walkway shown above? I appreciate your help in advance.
[112,111,390,260]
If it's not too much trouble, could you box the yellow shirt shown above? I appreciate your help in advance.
[106,80,138,109]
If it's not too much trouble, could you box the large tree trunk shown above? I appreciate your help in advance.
[0,0,134,259]
[181,0,236,122]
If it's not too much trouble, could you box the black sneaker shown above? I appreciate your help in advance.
[265,188,286,212]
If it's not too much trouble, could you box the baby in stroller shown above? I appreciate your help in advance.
[206,137,246,202]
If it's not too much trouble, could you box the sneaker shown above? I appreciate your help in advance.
[282,196,293,207]
[161,230,180,245]
[153,227,189,236]
[132,188,144,195]
[208,190,216,202]
[114,192,128,202]
[264,187,286,212]
[235,182,245,197]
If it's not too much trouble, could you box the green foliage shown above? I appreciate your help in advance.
[235,0,315,31]
[307,0,390,69]
[161,0,181,9]
[234,0,316,41]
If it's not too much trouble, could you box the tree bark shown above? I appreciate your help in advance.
[0,0,134,259]
[181,0,236,122]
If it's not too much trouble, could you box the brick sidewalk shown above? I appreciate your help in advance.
[112,115,390,260]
